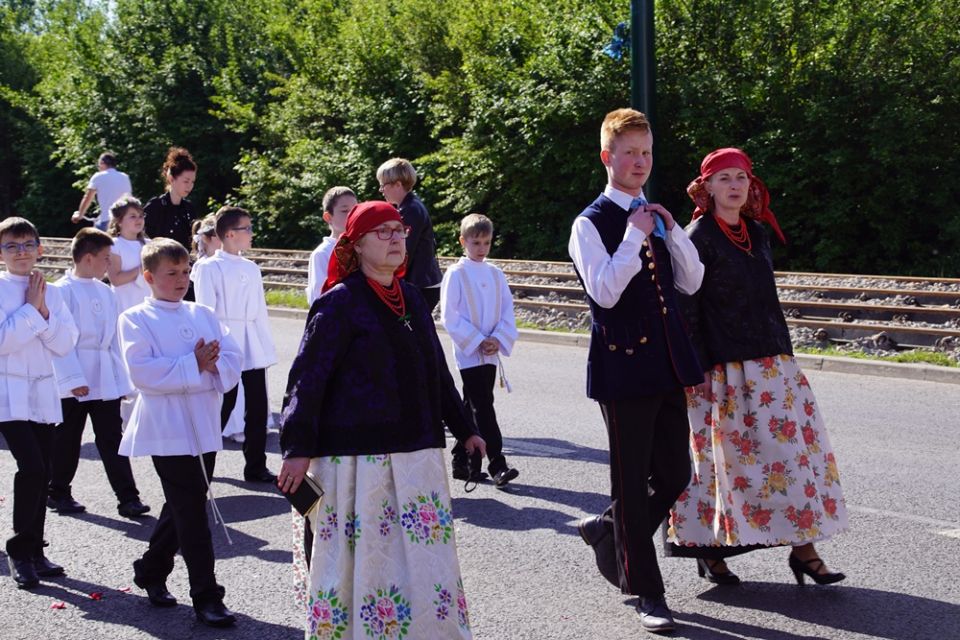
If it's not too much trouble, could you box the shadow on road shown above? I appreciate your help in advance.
[501,436,609,464]
[452,494,585,536]
[684,582,960,639]
[3,573,299,639]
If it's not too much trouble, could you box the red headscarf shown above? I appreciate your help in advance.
[322,201,407,293]
[686,147,786,244]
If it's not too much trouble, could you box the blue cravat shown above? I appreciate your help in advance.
[629,194,666,239]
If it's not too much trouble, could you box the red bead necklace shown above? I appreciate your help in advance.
[715,215,753,255]
[366,276,413,331]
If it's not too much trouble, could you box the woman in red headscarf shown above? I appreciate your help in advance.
[666,149,848,586]
[278,201,485,638]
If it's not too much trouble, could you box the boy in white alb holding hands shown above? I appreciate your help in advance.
[440,213,520,487]
[49,228,149,519]
[0,217,78,589]
[118,238,242,627]
[192,206,277,482]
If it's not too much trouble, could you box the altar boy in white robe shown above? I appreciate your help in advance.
[118,238,242,627]
[49,228,150,519]
[192,206,277,483]
[0,217,78,589]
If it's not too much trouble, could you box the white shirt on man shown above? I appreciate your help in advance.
[440,257,518,371]
[192,249,277,371]
[306,235,336,305]
[117,297,242,457]
[568,185,704,309]
[51,272,133,402]
[110,237,151,312]
[0,272,79,424]
[88,168,132,227]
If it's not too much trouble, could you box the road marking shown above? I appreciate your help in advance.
[936,529,960,540]
[847,504,959,530]
[502,438,577,457]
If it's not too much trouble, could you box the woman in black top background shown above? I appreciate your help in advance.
[144,146,197,250]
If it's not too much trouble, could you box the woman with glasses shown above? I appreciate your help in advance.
[279,201,485,639]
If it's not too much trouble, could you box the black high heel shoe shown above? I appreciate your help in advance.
[789,553,845,585]
[696,558,741,585]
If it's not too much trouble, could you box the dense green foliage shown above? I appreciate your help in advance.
[1,0,957,274]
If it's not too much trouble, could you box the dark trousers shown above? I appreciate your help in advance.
[134,453,222,604]
[420,286,440,312]
[0,421,54,559]
[221,368,268,475]
[451,365,508,475]
[50,398,139,504]
[599,390,691,597]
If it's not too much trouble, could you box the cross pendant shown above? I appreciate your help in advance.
[402,318,413,331]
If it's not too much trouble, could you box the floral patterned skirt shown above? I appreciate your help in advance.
[667,355,848,549]
[301,449,472,640]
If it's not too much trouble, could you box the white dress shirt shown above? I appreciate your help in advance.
[568,185,704,309]
[0,272,79,423]
[118,297,242,457]
[306,236,336,305]
[440,257,518,370]
[88,168,132,227]
[192,249,277,371]
[51,272,134,401]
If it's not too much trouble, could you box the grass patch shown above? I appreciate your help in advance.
[795,345,958,368]
[516,320,588,334]
[265,289,309,310]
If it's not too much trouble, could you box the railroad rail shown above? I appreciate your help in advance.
[35,237,960,351]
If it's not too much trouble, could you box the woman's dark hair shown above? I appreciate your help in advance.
[161,147,197,184]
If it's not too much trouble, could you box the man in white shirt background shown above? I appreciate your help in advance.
[70,152,133,231]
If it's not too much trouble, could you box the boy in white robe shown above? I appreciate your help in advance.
[306,186,356,305]
[192,206,277,483]
[0,217,79,589]
[440,214,520,486]
[118,238,242,627]
[49,228,150,519]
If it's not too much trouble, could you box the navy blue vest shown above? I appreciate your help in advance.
[575,194,703,401]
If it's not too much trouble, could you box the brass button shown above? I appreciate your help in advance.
[659,296,665,302]
[645,250,653,258]
[640,337,648,344]
[641,240,648,248]
[662,308,668,315]
[648,262,656,270]
[608,344,617,352]
[625,348,634,355]
[650,275,656,281]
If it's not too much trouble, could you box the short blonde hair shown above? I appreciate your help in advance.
[460,213,494,238]
[600,108,651,151]
[141,238,188,273]
[376,158,417,191]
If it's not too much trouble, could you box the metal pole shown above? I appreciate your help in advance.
[630,0,656,199]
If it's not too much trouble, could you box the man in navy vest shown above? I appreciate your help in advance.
[568,108,704,634]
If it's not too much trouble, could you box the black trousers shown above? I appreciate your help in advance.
[50,398,139,504]
[221,368,268,475]
[134,453,222,604]
[0,421,54,560]
[599,390,691,597]
[451,365,508,475]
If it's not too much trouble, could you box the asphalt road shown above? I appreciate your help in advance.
[1,315,958,640]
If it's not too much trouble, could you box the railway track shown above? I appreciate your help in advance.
[36,237,960,353]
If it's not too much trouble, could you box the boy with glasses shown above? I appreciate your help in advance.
[193,207,277,483]
[0,217,79,588]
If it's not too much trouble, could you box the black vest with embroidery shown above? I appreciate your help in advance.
[574,194,703,400]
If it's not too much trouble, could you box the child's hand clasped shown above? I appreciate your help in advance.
[27,271,49,319]
[480,337,501,355]
[193,338,220,374]
[71,386,90,398]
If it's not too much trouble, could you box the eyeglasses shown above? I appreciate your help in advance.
[231,225,254,233]
[368,225,411,241]
[377,181,397,192]
[1,241,39,254]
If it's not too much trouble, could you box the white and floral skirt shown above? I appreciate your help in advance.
[668,355,848,548]
[300,449,472,640]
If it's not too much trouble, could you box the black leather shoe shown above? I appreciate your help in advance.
[195,600,237,627]
[143,583,178,607]
[117,499,151,518]
[492,467,519,487]
[33,553,65,578]
[47,495,86,514]
[243,468,277,483]
[8,556,40,589]
[576,515,620,588]
[696,558,741,585]
[636,596,677,634]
